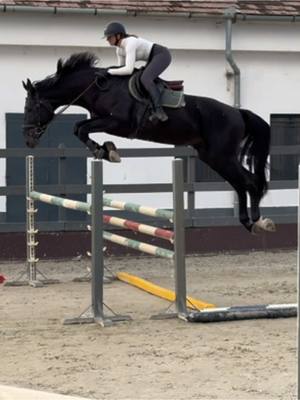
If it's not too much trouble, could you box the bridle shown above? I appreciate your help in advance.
[23,77,99,140]
[23,94,54,139]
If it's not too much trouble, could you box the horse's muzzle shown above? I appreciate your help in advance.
[23,126,42,148]
[26,137,38,148]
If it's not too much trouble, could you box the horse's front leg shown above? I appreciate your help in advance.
[73,117,121,162]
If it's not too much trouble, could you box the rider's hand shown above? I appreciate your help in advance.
[95,69,110,79]
[107,66,123,74]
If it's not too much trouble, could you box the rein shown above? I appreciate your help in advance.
[54,77,98,117]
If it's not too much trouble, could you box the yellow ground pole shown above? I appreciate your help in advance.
[117,272,215,310]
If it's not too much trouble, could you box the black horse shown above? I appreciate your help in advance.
[22,52,275,234]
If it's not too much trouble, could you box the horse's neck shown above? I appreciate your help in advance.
[43,74,93,109]
[39,87,71,110]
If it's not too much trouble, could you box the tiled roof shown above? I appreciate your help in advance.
[1,1,300,17]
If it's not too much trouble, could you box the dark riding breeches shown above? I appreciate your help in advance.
[140,44,172,100]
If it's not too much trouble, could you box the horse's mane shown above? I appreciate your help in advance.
[57,52,98,75]
[35,52,99,89]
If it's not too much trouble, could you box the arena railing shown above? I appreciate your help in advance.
[0,145,299,232]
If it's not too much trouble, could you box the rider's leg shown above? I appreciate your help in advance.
[140,45,171,122]
[147,85,168,122]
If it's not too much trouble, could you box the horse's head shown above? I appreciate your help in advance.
[22,79,54,148]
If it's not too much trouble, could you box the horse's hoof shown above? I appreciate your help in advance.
[261,218,276,232]
[93,148,105,159]
[251,217,276,234]
[148,114,159,124]
[109,150,121,163]
[251,223,263,235]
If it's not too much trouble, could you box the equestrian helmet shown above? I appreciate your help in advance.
[104,22,126,37]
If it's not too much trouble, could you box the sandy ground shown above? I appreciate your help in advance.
[0,250,297,400]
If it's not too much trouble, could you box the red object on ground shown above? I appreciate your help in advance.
[0,275,6,284]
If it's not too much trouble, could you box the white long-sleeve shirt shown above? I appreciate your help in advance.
[108,36,154,76]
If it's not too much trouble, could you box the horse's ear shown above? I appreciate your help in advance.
[57,58,63,74]
[22,80,28,91]
[24,79,35,94]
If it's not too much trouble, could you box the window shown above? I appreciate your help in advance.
[270,114,300,180]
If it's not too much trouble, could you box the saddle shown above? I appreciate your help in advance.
[128,69,186,109]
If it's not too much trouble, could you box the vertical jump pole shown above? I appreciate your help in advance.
[91,159,105,324]
[23,156,59,287]
[65,159,114,326]
[88,158,131,326]
[4,155,61,287]
[173,159,188,318]
[26,155,38,285]
[65,158,131,326]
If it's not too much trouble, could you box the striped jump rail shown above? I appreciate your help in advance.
[103,215,174,242]
[30,192,174,242]
[26,156,188,324]
[103,231,174,259]
[187,303,298,323]
[103,197,173,221]
[87,226,174,259]
[30,191,90,212]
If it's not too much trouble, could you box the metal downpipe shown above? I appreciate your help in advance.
[224,9,241,217]
[224,9,240,108]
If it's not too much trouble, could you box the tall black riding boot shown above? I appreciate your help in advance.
[148,86,168,122]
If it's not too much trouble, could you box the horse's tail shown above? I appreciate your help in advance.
[239,109,270,195]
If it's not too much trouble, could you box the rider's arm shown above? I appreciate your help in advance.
[108,38,137,75]
[116,49,125,66]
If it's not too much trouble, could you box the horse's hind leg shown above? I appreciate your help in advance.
[205,157,258,232]
[216,161,275,233]
[234,188,253,232]
[248,177,276,233]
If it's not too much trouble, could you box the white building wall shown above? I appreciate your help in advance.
[0,11,299,211]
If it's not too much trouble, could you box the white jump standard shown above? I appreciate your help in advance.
[4,157,60,288]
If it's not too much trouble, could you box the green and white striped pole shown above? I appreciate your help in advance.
[103,230,174,259]
[103,197,173,221]
[29,191,90,213]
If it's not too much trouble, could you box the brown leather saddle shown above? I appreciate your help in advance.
[128,69,185,108]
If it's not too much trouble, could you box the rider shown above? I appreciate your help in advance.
[103,21,171,122]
